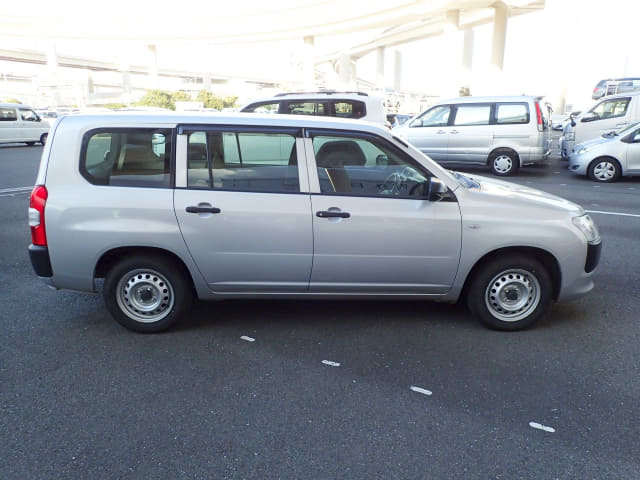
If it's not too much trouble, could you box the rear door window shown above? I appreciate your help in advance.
[284,102,328,116]
[81,129,172,187]
[453,105,491,126]
[186,130,299,193]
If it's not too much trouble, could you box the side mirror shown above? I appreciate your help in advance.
[427,177,447,201]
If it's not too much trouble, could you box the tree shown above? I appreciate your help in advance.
[196,90,237,110]
[136,90,176,110]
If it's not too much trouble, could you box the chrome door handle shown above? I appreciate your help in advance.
[450,130,459,134]
[436,130,447,134]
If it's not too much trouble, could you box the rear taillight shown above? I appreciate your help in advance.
[535,102,544,132]
[29,185,48,246]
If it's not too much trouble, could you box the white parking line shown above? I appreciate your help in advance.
[240,336,255,342]
[321,360,341,367]
[0,186,32,194]
[409,385,433,396]
[0,186,32,197]
[529,422,555,433]
[586,210,640,218]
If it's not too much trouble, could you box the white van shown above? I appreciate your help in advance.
[561,91,640,159]
[0,103,50,145]
[395,96,551,176]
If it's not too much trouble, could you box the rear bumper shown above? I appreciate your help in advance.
[28,244,53,277]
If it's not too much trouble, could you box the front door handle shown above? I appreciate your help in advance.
[186,206,221,214]
[316,210,350,219]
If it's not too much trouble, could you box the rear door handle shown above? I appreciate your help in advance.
[186,206,221,214]
[436,130,447,134]
[450,129,459,134]
[316,210,350,219]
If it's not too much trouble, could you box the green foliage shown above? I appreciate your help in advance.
[3,98,22,104]
[103,103,127,110]
[134,89,238,111]
[135,89,176,110]
[196,90,237,110]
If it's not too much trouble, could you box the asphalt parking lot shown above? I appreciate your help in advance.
[1,143,639,479]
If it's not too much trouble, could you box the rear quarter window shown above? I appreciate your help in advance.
[495,103,530,124]
[80,128,173,187]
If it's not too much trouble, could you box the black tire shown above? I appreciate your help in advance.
[40,133,48,146]
[467,254,552,331]
[489,150,519,176]
[588,157,620,183]
[103,254,192,333]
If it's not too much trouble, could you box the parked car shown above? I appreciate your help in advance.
[0,103,50,145]
[394,96,552,176]
[592,78,640,100]
[569,122,640,182]
[239,91,387,126]
[29,113,600,333]
[387,113,412,128]
[561,91,640,159]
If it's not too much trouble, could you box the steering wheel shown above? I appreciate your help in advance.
[381,167,415,195]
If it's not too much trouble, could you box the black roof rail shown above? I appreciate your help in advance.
[274,91,369,97]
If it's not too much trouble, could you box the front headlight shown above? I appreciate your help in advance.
[565,132,575,141]
[572,214,601,244]
[575,144,595,154]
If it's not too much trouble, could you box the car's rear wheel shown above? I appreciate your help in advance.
[40,133,48,145]
[467,254,552,331]
[489,150,519,176]
[588,157,620,182]
[104,255,192,333]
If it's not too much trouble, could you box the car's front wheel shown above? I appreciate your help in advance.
[40,133,48,145]
[467,254,552,331]
[588,157,620,182]
[104,255,192,333]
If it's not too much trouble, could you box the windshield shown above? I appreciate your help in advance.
[449,170,480,189]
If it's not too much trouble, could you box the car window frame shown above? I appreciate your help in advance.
[450,103,493,127]
[177,124,306,195]
[79,127,176,188]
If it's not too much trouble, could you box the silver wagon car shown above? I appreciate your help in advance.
[29,113,601,332]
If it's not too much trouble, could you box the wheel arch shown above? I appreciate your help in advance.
[94,246,196,293]
[461,246,561,302]
[589,155,623,173]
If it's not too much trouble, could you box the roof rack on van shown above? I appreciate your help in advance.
[274,91,369,97]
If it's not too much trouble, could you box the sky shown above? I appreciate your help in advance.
[1,0,638,112]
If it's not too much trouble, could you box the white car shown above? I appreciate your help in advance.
[239,91,387,126]
[0,103,50,145]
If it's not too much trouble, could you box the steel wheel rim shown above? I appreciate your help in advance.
[485,268,541,322]
[116,268,174,323]
[593,162,615,181]
[493,155,513,174]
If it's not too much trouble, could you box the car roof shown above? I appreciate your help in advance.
[435,95,542,104]
[56,111,391,135]
[0,103,35,109]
